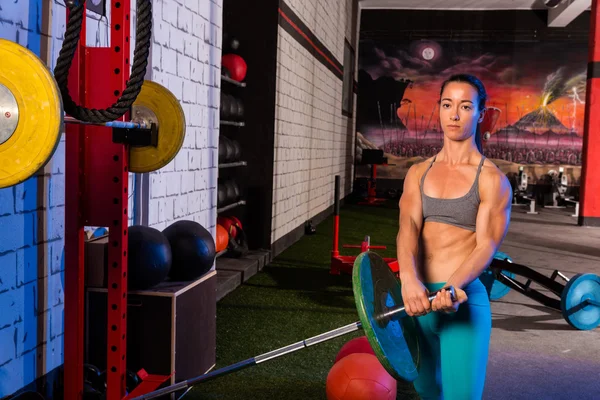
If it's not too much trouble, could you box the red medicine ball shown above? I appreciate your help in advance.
[334,336,376,364]
[222,54,247,82]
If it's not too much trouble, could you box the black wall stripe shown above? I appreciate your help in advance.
[278,1,344,81]
[588,61,600,79]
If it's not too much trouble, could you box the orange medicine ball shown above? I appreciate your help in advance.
[216,224,229,252]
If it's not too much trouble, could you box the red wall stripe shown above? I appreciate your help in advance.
[278,8,344,76]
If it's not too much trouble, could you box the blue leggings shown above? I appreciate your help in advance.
[412,278,491,400]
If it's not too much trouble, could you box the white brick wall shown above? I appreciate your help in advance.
[284,0,347,63]
[271,0,356,243]
[0,0,151,395]
[146,0,221,242]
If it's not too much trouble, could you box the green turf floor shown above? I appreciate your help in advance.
[187,200,421,400]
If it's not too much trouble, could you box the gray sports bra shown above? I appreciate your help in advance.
[420,155,485,232]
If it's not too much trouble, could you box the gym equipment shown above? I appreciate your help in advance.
[221,54,247,82]
[334,336,375,363]
[218,179,241,206]
[353,252,420,381]
[229,97,240,120]
[163,220,216,281]
[235,98,244,119]
[217,185,228,208]
[511,166,538,215]
[222,224,249,258]
[0,38,185,187]
[53,0,177,397]
[220,95,244,121]
[326,353,397,400]
[215,224,229,252]
[490,258,600,330]
[329,176,399,276]
[217,216,242,239]
[0,38,63,189]
[218,136,241,164]
[128,81,186,173]
[546,167,579,217]
[127,225,172,290]
[219,136,234,162]
[63,116,149,130]
[227,180,240,202]
[0,40,185,186]
[561,273,600,330]
[230,139,242,160]
[128,252,456,399]
[83,363,103,392]
[97,369,141,394]
[304,219,317,235]
[357,150,392,206]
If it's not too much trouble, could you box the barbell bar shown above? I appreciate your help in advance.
[64,116,150,130]
[128,252,456,400]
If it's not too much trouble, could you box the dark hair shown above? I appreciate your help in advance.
[439,74,487,153]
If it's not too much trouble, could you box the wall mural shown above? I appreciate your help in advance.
[355,38,588,183]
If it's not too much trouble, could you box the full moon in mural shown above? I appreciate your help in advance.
[422,47,434,60]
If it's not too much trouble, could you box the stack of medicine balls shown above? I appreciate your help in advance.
[127,220,217,290]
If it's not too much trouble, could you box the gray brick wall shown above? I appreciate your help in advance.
[271,0,356,243]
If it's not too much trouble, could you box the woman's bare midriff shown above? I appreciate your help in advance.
[418,221,477,283]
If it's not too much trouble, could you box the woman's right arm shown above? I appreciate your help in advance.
[396,164,431,316]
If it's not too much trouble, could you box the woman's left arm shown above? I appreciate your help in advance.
[445,167,513,290]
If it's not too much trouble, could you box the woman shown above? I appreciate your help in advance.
[396,74,512,400]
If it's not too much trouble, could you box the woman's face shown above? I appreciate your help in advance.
[439,82,485,142]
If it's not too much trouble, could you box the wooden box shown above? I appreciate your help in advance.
[85,270,217,386]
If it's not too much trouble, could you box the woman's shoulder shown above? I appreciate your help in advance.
[479,157,512,195]
[481,156,505,175]
[407,156,436,176]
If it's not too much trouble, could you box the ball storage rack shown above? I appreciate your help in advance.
[62,1,171,399]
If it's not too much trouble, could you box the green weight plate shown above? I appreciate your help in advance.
[561,273,600,331]
[352,251,420,382]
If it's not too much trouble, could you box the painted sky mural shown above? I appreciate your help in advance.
[356,38,588,170]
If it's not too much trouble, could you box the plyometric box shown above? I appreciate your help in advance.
[85,270,217,385]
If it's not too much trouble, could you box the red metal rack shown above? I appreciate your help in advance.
[64,2,131,399]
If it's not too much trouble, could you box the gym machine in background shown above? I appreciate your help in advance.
[510,166,579,218]
[511,166,538,215]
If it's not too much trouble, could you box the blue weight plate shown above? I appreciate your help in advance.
[352,251,420,382]
[560,273,600,331]
[489,251,514,300]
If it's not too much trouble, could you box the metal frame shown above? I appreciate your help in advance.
[64,1,131,398]
[490,259,567,312]
[329,175,398,276]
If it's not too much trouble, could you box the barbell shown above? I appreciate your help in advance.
[128,251,456,399]
[0,38,186,189]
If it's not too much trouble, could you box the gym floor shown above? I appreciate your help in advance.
[188,199,600,400]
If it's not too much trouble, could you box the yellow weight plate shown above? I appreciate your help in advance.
[129,81,186,173]
[0,39,63,189]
